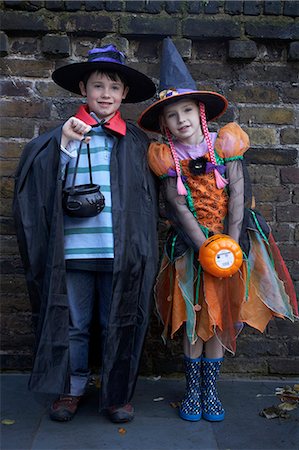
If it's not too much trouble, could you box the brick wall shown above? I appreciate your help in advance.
[1,0,298,377]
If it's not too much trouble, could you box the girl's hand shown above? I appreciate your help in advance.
[61,117,92,147]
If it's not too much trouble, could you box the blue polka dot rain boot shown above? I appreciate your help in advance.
[179,356,202,421]
[201,357,225,421]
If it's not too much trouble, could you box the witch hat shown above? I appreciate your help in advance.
[138,37,228,132]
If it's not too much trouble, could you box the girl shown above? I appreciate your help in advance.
[138,38,297,423]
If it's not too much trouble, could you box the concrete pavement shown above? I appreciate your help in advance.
[1,374,299,450]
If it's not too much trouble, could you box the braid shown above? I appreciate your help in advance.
[165,127,187,196]
[199,102,228,189]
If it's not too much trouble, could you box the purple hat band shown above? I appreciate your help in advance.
[88,45,126,65]
[158,88,199,100]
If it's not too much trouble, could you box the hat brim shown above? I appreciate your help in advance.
[52,61,156,103]
[138,91,228,132]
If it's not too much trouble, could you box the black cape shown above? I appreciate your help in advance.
[13,123,159,408]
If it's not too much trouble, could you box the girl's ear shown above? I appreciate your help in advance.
[122,86,129,100]
[79,81,87,96]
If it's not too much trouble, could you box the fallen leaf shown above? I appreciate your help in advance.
[118,427,126,435]
[169,401,180,409]
[259,406,289,420]
[153,397,164,402]
[278,402,297,411]
[1,419,15,425]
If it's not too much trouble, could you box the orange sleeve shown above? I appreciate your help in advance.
[215,122,250,159]
[147,141,175,177]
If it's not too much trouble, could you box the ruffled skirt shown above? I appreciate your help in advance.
[155,229,298,354]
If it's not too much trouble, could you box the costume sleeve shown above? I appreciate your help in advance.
[226,160,244,243]
[215,122,250,160]
[147,141,175,177]
[162,177,207,251]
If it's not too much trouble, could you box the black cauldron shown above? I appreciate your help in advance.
[63,183,105,218]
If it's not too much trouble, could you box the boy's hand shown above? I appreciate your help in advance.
[61,117,92,147]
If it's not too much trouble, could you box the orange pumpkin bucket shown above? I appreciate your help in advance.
[199,234,243,278]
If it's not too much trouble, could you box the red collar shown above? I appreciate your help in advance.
[75,104,126,136]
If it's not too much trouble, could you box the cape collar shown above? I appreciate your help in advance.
[74,104,126,136]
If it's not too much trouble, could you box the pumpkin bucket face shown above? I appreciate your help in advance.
[199,234,243,278]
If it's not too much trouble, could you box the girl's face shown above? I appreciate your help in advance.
[162,100,203,145]
[79,72,129,121]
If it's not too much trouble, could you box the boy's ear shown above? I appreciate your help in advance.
[122,86,129,100]
[79,81,87,96]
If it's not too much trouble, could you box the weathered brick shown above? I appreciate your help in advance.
[0,31,9,56]
[145,1,163,14]
[0,353,33,371]
[242,128,277,147]
[280,167,299,184]
[247,147,297,166]
[120,15,178,36]
[1,59,54,77]
[277,205,299,223]
[0,177,15,198]
[41,34,70,56]
[228,86,279,103]
[288,41,299,61]
[247,164,280,185]
[228,39,258,59]
[0,11,51,32]
[293,188,299,205]
[11,37,38,54]
[245,20,299,40]
[264,1,282,16]
[85,1,104,11]
[222,357,268,374]
[1,99,51,119]
[267,319,299,337]
[136,39,159,59]
[254,203,273,221]
[105,1,122,11]
[243,1,261,16]
[35,80,73,98]
[59,13,115,35]
[1,118,35,139]
[279,85,299,103]
[45,1,64,11]
[204,1,221,14]
[224,1,243,15]
[182,18,241,39]
[283,1,299,17]
[0,79,33,97]
[65,1,82,11]
[280,127,299,145]
[240,107,294,125]
[236,337,287,358]
[0,217,16,235]
[188,1,203,14]
[254,186,290,203]
[164,1,185,14]
[295,225,299,241]
[238,64,298,83]
[0,236,20,256]
[268,358,299,375]
[271,223,292,242]
[125,1,145,13]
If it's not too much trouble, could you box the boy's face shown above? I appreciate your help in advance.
[79,72,129,121]
[162,99,203,145]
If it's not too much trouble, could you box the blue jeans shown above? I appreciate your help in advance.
[65,270,113,396]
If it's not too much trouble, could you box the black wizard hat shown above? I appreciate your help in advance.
[52,44,156,103]
[138,37,228,132]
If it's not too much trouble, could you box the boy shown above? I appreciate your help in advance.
[13,44,158,423]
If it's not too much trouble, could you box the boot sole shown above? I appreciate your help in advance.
[179,409,202,421]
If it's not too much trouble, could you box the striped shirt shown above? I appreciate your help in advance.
[61,126,115,260]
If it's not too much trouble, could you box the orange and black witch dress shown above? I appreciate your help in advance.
[148,122,298,354]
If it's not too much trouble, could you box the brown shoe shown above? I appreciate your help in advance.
[107,403,135,423]
[49,395,81,422]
